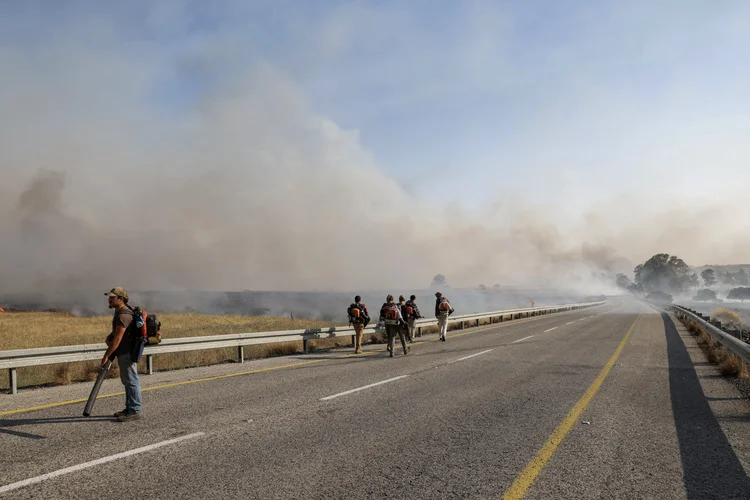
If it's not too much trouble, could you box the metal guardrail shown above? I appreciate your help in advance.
[670,304,750,365]
[1,300,606,394]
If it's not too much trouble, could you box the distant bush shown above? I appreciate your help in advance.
[727,287,750,302]
[692,289,717,302]
[646,290,673,303]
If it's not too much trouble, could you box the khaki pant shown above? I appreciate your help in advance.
[407,318,417,342]
[437,314,449,339]
[386,324,408,356]
[353,322,364,353]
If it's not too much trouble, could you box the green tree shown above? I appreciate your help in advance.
[615,273,631,289]
[646,290,673,303]
[727,287,750,302]
[692,289,717,302]
[634,254,694,293]
[628,282,645,295]
[736,269,749,286]
[701,269,717,288]
[720,271,736,285]
[431,274,447,287]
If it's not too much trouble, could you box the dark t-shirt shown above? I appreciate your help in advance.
[112,308,134,356]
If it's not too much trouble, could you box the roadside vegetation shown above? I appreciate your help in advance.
[0,312,348,390]
[0,310,524,391]
[679,317,749,379]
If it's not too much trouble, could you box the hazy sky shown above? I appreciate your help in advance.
[1,1,749,292]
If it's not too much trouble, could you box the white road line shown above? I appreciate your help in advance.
[544,327,558,333]
[566,322,575,325]
[450,349,494,363]
[0,432,205,494]
[320,375,409,401]
[511,335,534,344]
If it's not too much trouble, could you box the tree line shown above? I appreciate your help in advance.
[615,253,750,303]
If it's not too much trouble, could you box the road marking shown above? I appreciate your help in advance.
[501,315,641,500]
[0,432,205,494]
[511,336,533,344]
[565,322,575,325]
[450,349,494,363]
[320,375,409,401]
[0,360,327,418]
[543,327,557,333]
[2,306,598,417]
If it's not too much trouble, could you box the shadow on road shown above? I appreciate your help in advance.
[662,312,750,499]
[0,415,116,439]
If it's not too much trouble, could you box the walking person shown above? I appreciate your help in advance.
[404,294,422,342]
[398,295,410,343]
[102,287,143,422]
[434,292,454,342]
[347,295,370,354]
[380,295,409,357]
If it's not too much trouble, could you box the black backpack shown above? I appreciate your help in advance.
[127,306,162,362]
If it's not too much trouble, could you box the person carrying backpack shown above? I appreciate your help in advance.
[347,295,370,354]
[101,287,142,422]
[404,294,422,342]
[380,295,409,357]
[434,292,454,342]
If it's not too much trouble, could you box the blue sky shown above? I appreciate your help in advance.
[4,0,748,208]
[2,1,750,291]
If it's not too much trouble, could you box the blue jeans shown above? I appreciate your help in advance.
[117,354,142,414]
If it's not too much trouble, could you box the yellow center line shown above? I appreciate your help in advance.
[0,360,326,417]
[500,314,641,500]
[1,307,602,417]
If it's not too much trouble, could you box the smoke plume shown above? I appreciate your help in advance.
[1,3,749,303]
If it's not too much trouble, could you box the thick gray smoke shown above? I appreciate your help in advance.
[0,57,630,297]
[2,3,749,309]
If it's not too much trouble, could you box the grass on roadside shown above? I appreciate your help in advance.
[0,312,351,390]
[680,319,749,380]
[1,311,509,391]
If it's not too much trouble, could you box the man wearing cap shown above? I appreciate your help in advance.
[434,292,454,342]
[101,287,142,422]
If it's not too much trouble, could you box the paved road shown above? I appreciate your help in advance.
[1,296,749,499]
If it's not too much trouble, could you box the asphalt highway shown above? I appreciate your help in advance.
[1,296,748,499]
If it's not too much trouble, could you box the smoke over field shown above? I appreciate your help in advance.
[2,2,749,309]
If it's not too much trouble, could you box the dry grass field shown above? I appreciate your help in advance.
[0,312,500,391]
[0,312,352,390]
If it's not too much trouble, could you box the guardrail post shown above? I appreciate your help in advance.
[237,346,244,363]
[350,335,356,347]
[489,317,493,324]
[146,355,154,375]
[476,319,480,327]
[303,339,310,354]
[8,368,17,395]
[460,321,465,330]
[417,327,422,337]
[500,315,504,322]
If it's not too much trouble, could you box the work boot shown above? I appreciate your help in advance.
[441,336,446,342]
[389,350,394,358]
[113,409,128,418]
[117,411,142,422]
[354,349,362,354]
